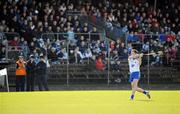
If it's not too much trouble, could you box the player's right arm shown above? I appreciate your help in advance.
[128,54,139,60]
[139,55,142,66]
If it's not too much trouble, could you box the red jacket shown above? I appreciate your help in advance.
[96,58,105,71]
[9,40,18,46]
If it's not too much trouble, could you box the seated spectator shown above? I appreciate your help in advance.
[127,32,138,42]
[82,27,89,40]
[111,50,119,61]
[169,45,177,66]
[166,32,176,43]
[67,27,77,45]
[95,56,105,71]
[91,42,101,54]
[159,34,166,43]
[84,48,93,59]
[48,47,59,64]
[79,41,87,54]
[74,47,84,63]
[117,42,128,59]
[127,43,133,55]
[52,39,61,52]
[58,48,68,60]
[91,27,100,41]
[62,48,68,60]
[150,52,162,66]
[142,42,150,53]
[29,42,36,53]
[0,47,6,60]
[111,60,121,72]
[110,41,115,52]
[9,37,19,46]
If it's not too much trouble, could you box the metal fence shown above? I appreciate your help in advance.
[1,32,179,86]
[126,33,180,84]
[41,32,109,85]
[0,32,28,61]
[40,32,180,85]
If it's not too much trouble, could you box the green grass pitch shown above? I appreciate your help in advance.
[1,91,180,114]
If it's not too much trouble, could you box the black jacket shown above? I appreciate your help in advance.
[26,60,36,74]
[36,60,47,75]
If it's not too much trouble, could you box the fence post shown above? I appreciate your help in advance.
[88,32,91,64]
[67,39,69,86]
[107,44,110,86]
[125,33,128,48]
[5,41,8,60]
[147,35,150,85]
[104,30,110,85]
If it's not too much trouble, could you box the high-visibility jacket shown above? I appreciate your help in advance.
[16,60,26,76]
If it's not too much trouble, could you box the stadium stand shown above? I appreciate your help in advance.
[0,0,180,85]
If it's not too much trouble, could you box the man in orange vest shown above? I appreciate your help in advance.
[16,56,26,91]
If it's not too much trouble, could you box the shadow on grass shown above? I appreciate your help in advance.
[136,99,154,102]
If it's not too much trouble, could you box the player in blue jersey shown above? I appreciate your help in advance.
[128,49,151,100]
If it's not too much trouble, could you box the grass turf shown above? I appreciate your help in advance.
[0,91,180,114]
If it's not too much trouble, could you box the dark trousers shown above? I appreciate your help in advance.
[16,76,25,91]
[37,74,49,91]
[26,74,35,91]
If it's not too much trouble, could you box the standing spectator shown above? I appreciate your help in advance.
[15,56,26,91]
[26,55,36,91]
[36,54,49,91]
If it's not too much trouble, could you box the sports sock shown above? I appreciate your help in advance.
[130,94,134,99]
[143,91,147,95]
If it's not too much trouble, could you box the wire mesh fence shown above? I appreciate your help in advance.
[1,32,179,86]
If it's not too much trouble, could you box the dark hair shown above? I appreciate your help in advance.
[40,55,44,59]
[30,55,34,58]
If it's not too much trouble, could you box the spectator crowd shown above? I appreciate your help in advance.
[0,0,179,69]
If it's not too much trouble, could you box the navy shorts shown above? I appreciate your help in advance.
[129,71,140,82]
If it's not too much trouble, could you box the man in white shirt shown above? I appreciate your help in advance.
[128,49,151,100]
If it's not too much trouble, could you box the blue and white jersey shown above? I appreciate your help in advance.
[128,58,140,73]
